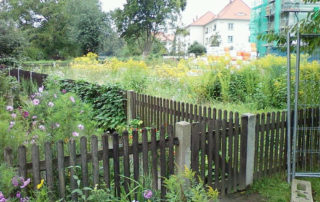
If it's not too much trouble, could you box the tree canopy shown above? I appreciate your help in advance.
[112,0,186,56]
[188,41,207,56]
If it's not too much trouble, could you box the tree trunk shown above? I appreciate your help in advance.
[142,33,153,57]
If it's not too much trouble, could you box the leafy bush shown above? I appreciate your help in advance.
[59,79,126,130]
[188,42,207,56]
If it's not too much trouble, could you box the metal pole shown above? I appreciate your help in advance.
[292,31,301,179]
[286,31,291,183]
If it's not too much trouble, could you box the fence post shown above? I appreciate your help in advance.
[4,147,13,166]
[127,90,136,125]
[240,113,256,189]
[175,121,191,174]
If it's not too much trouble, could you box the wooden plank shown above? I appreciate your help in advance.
[191,122,200,175]
[213,108,217,121]
[31,144,40,190]
[18,145,27,178]
[146,95,149,127]
[122,131,130,194]
[168,125,174,175]
[265,113,271,175]
[233,113,239,189]
[240,115,248,190]
[181,102,185,121]
[132,129,139,200]
[80,136,89,197]
[194,105,198,122]
[170,100,174,125]
[200,120,206,181]
[156,98,160,129]
[57,140,66,198]
[45,142,54,197]
[269,112,276,173]
[279,112,286,169]
[150,96,154,126]
[177,101,181,122]
[151,129,158,190]
[221,116,227,196]
[207,120,214,188]
[174,101,177,125]
[4,147,13,166]
[142,128,149,175]
[208,107,212,120]
[190,104,194,123]
[102,134,110,188]
[227,111,234,192]
[160,126,166,199]
[166,99,170,126]
[186,103,189,122]
[199,106,203,122]
[214,120,221,190]
[113,133,121,197]
[254,114,260,179]
[260,113,266,177]
[69,139,77,201]
[91,135,99,187]
[160,98,163,127]
[274,112,280,172]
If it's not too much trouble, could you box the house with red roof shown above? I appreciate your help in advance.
[177,0,251,55]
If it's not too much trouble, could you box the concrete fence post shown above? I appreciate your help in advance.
[240,113,256,188]
[175,121,192,175]
[126,90,135,125]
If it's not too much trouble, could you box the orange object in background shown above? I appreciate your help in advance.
[224,47,229,52]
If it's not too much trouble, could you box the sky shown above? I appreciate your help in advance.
[100,0,254,25]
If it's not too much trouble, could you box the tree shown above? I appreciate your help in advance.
[112,0,186,56]
[210,32,221,47]
[188,41,206,56]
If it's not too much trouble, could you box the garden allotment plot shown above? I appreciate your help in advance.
[288,32,320,180]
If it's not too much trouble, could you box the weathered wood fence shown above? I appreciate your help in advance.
[4,126,178,200]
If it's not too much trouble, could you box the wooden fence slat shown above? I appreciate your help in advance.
[113,133,121,197]
[269,112,275,172]
[190,104,194,122]
[200,120,206,181]
[160,126,167,199]
[45,142,54,197]
[227,111,234,192]
[102,134,110,188]
[260,113,266,177]
[57,140,65,198]
[133,129,139,200]
[91,135,99,187]
[279,112,286,169]
[80,136,89,197]
[18,145,27,178]
[142,128,149,175]
[254,114,260,179]
[214,120,221,190]
[194,105,198,122]
[151,129,158,190]
[207,120,214,188]
[221,116,227,196]
[265,113,271,175]
[168,125,174,175]
[69,139,77,201]
[4,147,13,166]
[191,123,200,176]
[233,112,239,189]
[31,144,40,190]
[122,131,130,195]
[274,112,281,172]
[170,100,174,125]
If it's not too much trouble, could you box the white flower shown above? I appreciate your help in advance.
[78,124,84,130]
[48,102,54,107]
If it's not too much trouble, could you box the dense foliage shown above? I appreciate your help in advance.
[59,79,126,131]
[188,41,207,56]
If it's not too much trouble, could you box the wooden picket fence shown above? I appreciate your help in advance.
[130,91,234,129]
[4,126,178,200]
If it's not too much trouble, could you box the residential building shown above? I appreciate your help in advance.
[177,0,252,55]
[250,0,320,56]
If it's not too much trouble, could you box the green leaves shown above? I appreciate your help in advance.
[59,80,126,131]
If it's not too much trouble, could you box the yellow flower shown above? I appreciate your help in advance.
[37,179,44,190]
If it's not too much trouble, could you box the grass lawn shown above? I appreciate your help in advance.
[249,173,320,202]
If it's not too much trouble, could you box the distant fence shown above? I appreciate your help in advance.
[4,126,178,200]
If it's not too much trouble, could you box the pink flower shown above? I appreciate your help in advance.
[11,113,17,118]
[48,102,54,107]
[0,192,7,202]
[61,89,67,94]
[32,99,40,106]
[78,124,84,130]
[72,132,79,137]
[143,189,153,199]
[38,125,46,131]
[38,86,44,93]
[9,121,15,129]
[22,111,29,118]
[16,191,21,198]
[32,116,37,120]
[55,123,60,128]
[6,106,13,111]
[12,177,19,187]
[32,121,37,126]
[20,178,30,188]
[53,94,57,98]
[70,96,75,103]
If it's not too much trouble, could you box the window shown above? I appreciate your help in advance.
[213,24,216,31]
[228,36,233,43]
[228,23,234,31]
[206,27,208,34]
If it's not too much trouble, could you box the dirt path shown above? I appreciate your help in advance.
[219,192,267,202]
